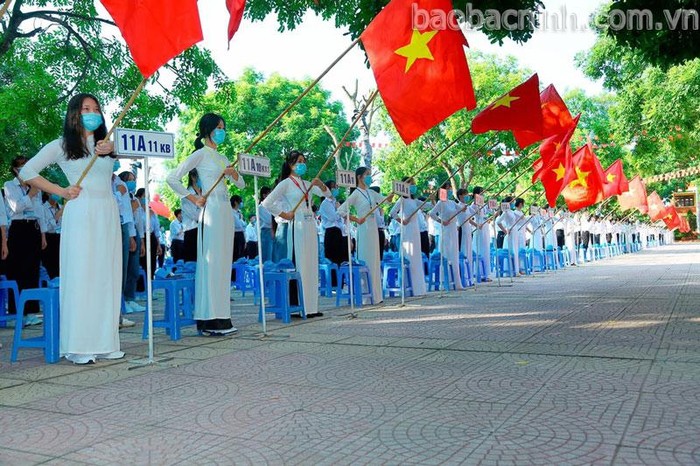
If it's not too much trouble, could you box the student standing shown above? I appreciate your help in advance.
[429,184,465,290]
[390,178,427,296]
[169,208,185,263]
[181,169,202,263]
[40,193,62,279]
[166,113,245,335]
[262,151,330,317]
[20,93,123,363]
[338,167,392,304]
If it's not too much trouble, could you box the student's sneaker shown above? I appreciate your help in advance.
[120,318,136,329]
[65,353,96,365]
[127,301,146,312]
[202,327,238,336]
[96,351,125,360]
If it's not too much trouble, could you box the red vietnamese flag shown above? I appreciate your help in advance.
[537,136,575,207]
[561,144,605,212]
[647,192,668,221]
[680,215,691,233]
[226,0,246,46]
[662,206,682,231]
[472,74,543,136]
[602,159,629,199]
[360,0,476,145]
[618,176,648,214]
[513,85,574,149]
[532,114,580,183]
[101,0,203,78]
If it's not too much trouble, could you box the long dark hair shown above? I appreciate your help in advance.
[62,93,107,160]
[187,169,199,190]
[11,156,27,178]
[194,113,225,150]
[355,166,369,187]
[278,150,304,183]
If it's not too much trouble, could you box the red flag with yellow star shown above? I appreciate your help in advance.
[602,159,629,199]
[662,206,682,231]
[101,0,203,78]
[618,176,648,214]
[472,74,542,136]
[561,144,605,212]
[513,84,574,149]
[360,0,476,145]
[532,114,580,183]
[647,192,668,221]
[679,215,691,233]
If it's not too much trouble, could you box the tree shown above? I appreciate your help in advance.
[0,0,222,183]
[161,69,358,219]
[245,0,545,46]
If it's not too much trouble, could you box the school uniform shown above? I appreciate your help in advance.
[181,188,201,263]
[429,200,464,290]
[390,198,427,296]
[169,217,185,263]
[262,176,329,316]
[319,197,347,266]
[257,204,273,262]
[3,178,46,313]
[167,146,245,333]
[41,200,61,279]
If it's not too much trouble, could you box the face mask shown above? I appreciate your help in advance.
[409,185,417,195]
[125,180,136,193]
[50,194,61,203]
[364,175,372,186]
[294,163,307,176]
[239,202,244,209]
[113,160,121,172]
[211,128,226,145]
[331,188,340,198]
[195,179,202,189]
[465,195,472,203]
[510,203,516,210]
[81,113,103,131]
[140,198,146,207]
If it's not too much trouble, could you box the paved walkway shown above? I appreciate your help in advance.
[0,243,699,465]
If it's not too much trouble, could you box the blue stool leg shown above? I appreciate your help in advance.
[10,296,27,362]
[45,290,59,363]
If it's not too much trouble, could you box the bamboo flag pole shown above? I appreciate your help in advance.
[203,38,361,200]
[0,0,12,18]
[471,169,537,230]
[288,90,379,215]
[358,133,491,223]
[75,77,149,187]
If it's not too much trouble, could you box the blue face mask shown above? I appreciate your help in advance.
[50,194,61,203]
[113,160,121,172]
[239,202,244,209]
[195,179,202,189]
[510,203,516,210]
[465,195,473,203]
[81,113,103,131]
[409,185,418,195]
[211,128,226,145]
[125,180,136,193]
[294,163,307,176]
[140,198,146,207]
[364,175,372,186]
[331,188,340,198]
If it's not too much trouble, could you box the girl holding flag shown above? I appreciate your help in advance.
[429,182,465,290]
[337,167,393,304]
[390,178,427,297]
[262,151,330,318]
[166,113,245,336]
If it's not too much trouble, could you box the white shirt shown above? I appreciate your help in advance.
[3,178,47,232]
[319,197,343,231]
[42,201,61,234]
[257,204,272,229]
[170,218,184,242]
[0,195,8,227]
[181,187,201,232]
[245,222,258,242]
[112,177,136,237]
[232,209,246,232]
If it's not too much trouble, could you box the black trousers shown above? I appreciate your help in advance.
[420,231,430,258]
[496,231,505,249]
[556,229,565,248]
[324,227,348,266]
[183,228,198,263]
[138,233,158,291]
[7,220,41,313]
[42,232,60,279]
[231,231,246,281]
[378,228,386,261]
[581,231,591,250]
[171,239,184,263]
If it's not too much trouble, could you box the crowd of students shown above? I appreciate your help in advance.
[12,100,671,365]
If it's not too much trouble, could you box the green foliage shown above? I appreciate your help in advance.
[245,0,545,46]
[161,69,357,220]
[0,0,221,184]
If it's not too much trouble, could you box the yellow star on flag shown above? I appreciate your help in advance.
[395,29,438,73]
[569,167,589,189]
[491,93,520,109]
[607,173,616,183]
[552,163,567,181]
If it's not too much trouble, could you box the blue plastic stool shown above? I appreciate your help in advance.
[428,255,456,291]
[261,270,304,323]
[0,278,20,328]
[459,253,474,287]
[382,259,414,297]
[38,266,50,288]
[472,253,488,283]
[518,248,532,275]
[496,249,515,277]
[545,246,558,270]
[11,287,60,363]
[318,261,338,297]
[143,278,196,341]
[531,249,546,272]
[336,263,374,307]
